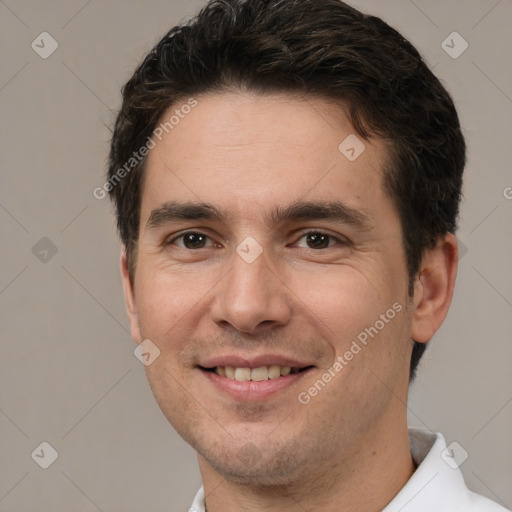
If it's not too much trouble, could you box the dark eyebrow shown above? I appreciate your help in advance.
[145,201,226,230]
[266,201,373,231]
[145,200,373,232]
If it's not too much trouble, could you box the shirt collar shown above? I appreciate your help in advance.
[382,428,465,511]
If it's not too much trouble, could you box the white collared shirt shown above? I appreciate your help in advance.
[189,429,510,511]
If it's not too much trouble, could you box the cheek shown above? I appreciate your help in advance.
[294,265,387,333]
[293,263,408,372]
[134,268,201,343]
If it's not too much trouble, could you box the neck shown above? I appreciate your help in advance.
[198,415,415,512]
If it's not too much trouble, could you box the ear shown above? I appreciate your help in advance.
[410,233,458,343]
[120,247,142,344]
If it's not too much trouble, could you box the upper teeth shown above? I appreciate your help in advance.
[215,365,296,381]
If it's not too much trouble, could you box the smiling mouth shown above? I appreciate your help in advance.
[201,365,314,381]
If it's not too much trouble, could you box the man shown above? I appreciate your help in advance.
[106,0,509,510]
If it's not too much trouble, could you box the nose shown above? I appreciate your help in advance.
[210,247,292,334]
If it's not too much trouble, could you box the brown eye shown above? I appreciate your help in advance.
[169,231,214,249]
[294,231,343,249]
[183,233,208,249]
[305,232,330,249]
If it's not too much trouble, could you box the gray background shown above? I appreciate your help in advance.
[1,0,511,510]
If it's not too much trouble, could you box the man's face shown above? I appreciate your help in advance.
[123,92,415,485]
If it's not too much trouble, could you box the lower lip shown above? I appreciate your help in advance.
[200,368,313,401]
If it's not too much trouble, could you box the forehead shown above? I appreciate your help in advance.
[140,91,394,228]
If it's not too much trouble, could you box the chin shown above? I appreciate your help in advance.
[198,437,314,488]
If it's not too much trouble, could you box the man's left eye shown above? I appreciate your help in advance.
[294,231,344,249]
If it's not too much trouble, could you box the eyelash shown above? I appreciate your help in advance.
[165,230,347,249]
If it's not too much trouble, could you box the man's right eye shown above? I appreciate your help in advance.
[166,231,216,249]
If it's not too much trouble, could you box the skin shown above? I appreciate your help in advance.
[121,91,458,511]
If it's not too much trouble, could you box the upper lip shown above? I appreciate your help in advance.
[199,354,313,369]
